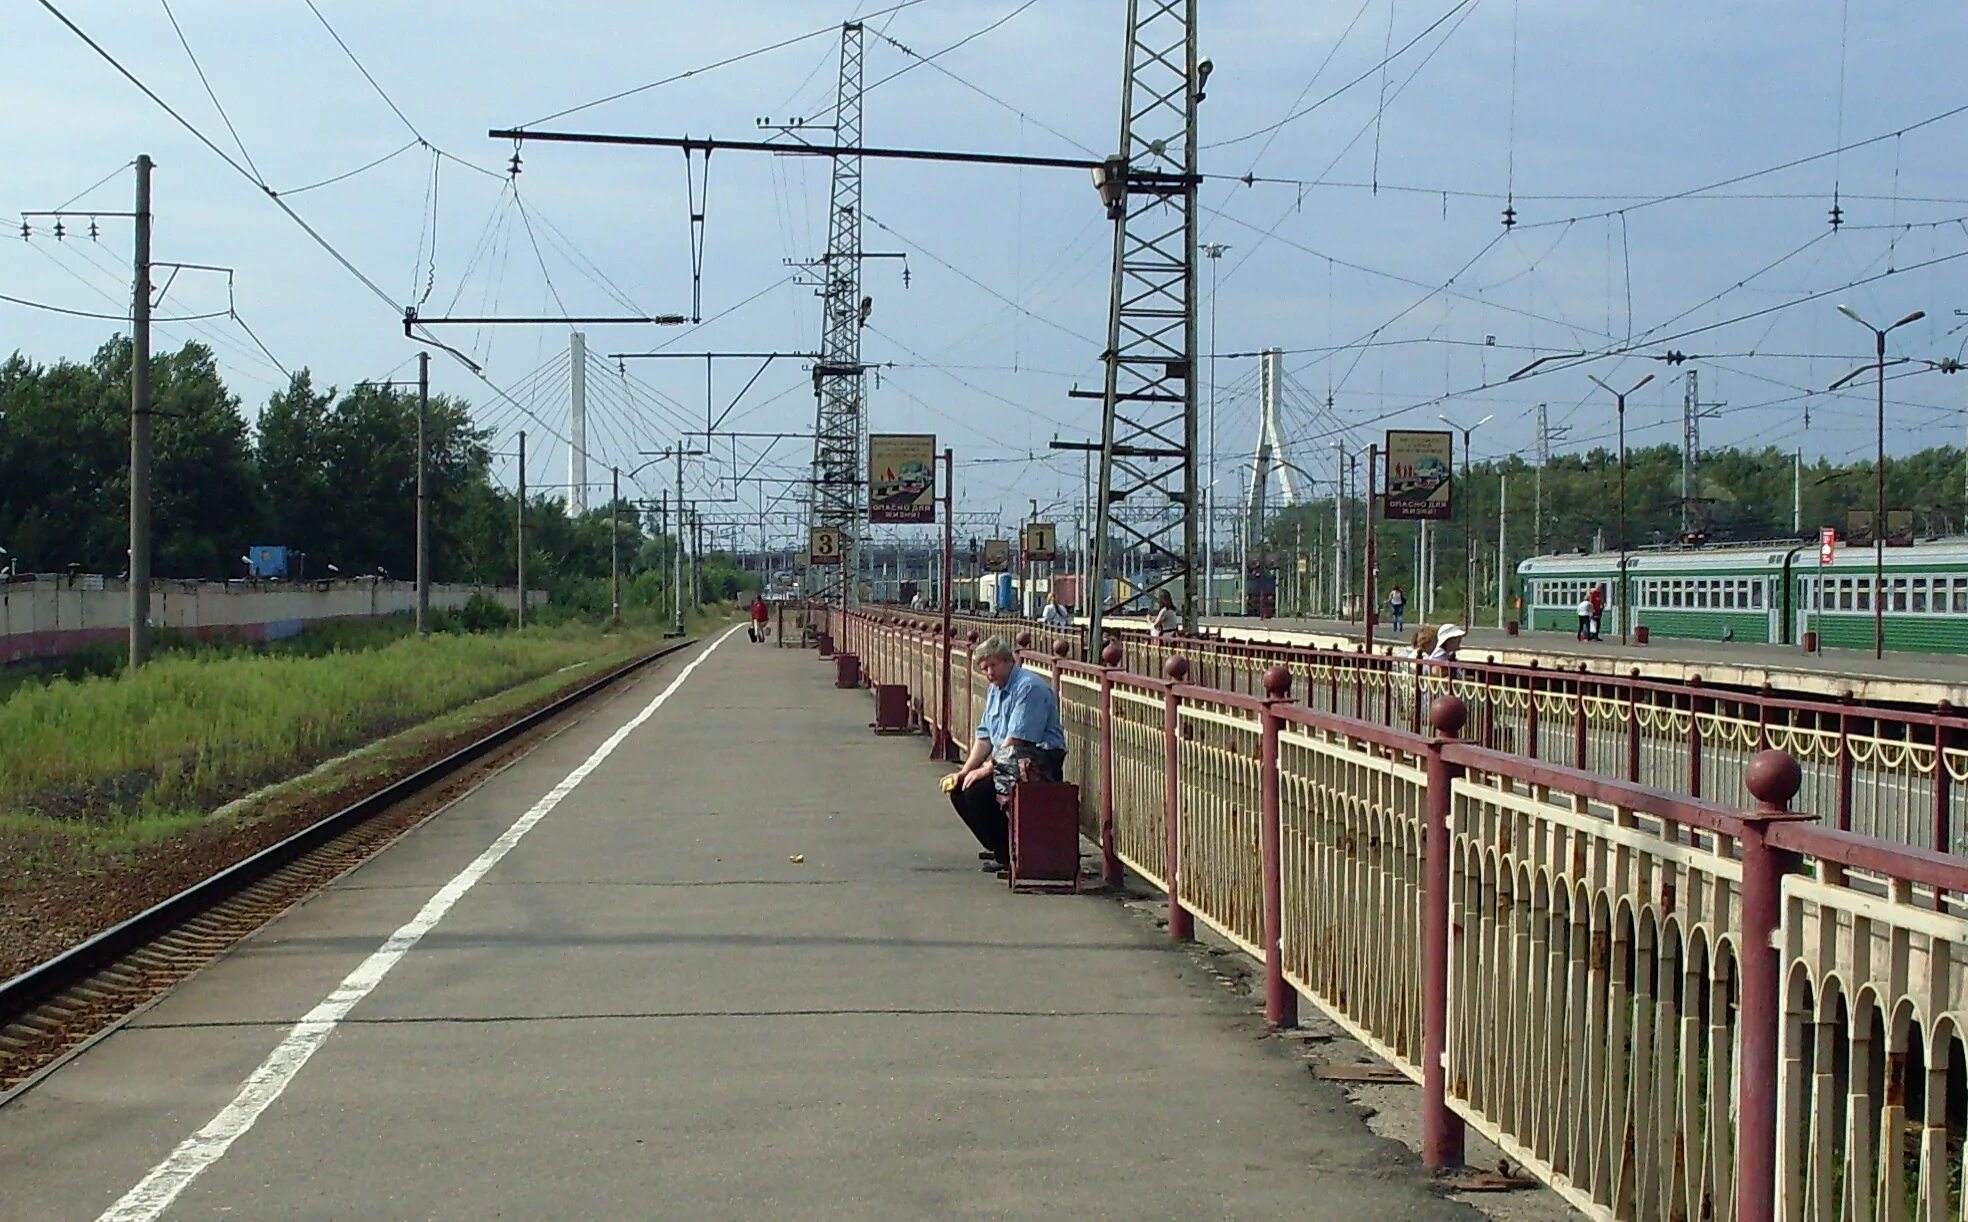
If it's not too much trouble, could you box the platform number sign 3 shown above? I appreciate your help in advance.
[1023,522,1058,562]
[809,527,843,565]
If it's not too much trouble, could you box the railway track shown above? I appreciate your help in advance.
[0,635,701,1101]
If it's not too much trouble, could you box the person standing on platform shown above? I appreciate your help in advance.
[748,594,770,643]
[1587,584,1606,641]
[1148,590,1180,638]
[1041,589,1073,630]
[1576,593,1594,641]
[941,636,1068,869]
[1426,623,1466,666]
[1388,585,1407,633]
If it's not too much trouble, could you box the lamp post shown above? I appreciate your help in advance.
[1202,242,1229,616]
[1586,373,1654,645]
[1831,305,1926,658]
[1436,412,1494,628]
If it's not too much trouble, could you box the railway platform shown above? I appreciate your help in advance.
[1210,614,1968,704]
[0,625,1466,1220]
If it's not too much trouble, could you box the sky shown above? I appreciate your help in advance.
[6,0,1968,550]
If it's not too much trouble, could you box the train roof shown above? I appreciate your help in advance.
[1517,536,1968,576]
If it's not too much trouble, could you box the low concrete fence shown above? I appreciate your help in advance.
[1,577,545,664]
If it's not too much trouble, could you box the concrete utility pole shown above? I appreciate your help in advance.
[1437,412,1494,630]
[516,430,527,629]
[611,466,621,626]
[130,153,154,668]
[1497,472,1508,628]
[416,351,431,635]
[640,446,705,635]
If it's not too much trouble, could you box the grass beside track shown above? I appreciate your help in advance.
[0,624,672,853]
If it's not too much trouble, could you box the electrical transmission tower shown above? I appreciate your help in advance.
[1679,370,1724,538]
[805,21,869,608]
[1087,0,1203,651]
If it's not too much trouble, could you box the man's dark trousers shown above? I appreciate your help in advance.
[949,780,1008,862]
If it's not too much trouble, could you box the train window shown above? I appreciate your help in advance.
[1955,578,1968,614]
[1912,577,1928,613]
[1751,581,1764,609]
[1838,579,1853,611]
[1856,581,1871,612]
[1890,578,1908,612]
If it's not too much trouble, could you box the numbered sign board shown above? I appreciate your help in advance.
[1022,522,1058,561]
[809,526,843,565]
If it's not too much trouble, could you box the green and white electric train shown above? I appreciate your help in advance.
[1516,539,1968,653]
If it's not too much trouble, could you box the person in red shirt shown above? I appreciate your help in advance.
[1587,584,1606,641]
[749,595,770,644]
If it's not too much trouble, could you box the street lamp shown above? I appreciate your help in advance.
[1436,412,1495,628]
[1202,242,1230,617]
[1831,304,1926,658]
[1587,373,1654,645]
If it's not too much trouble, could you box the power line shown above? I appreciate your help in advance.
[516,0,937,129]
[159,0,263,181]
[303,0,426,143]
[1205,0,1481,151]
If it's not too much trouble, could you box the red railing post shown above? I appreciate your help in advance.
[1099,642,1123,888]
[1163,655,1193,942]
[1573,667,1589,771]
[1626,670,1642,782]
[1422,694,1468,1170]
[1525,660,1541,761]
[1737,750,1808,1222]
[1687,675,1705,799]
[1932,701,1954,859]
[1259,665,1295,1028]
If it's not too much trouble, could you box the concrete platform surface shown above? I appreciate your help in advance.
[0,625,1473,1221]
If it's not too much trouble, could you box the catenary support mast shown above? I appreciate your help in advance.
[1087,0,1202,656]
[806,22,868,610]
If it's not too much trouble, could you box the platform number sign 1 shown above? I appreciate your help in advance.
[1022,522,1058,562]
[809,526,843,565]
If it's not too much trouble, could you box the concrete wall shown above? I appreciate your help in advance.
[0,578,547,665]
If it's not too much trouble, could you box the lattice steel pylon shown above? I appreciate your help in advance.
[805,21,868,608]
[1087,0,1201,651]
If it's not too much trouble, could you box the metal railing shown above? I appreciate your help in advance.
[824,606,1968,1221]
[848,605,1968,862]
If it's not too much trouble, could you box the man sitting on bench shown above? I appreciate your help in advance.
[943,635,1067,870]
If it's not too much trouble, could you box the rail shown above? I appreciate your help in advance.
[821,605,1968,1221]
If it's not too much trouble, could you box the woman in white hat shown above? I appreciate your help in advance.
[1426,623,1466,664]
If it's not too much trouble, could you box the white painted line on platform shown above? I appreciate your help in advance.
[98,626,744,1222]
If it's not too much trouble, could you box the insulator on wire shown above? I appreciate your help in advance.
[52,219,65,240]
[89,217,100,241]
[1500,202,1517,230]
[17,220,27,239]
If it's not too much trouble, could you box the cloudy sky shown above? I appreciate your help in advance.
[6,0,1968,543]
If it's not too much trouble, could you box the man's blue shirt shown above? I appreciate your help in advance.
[977,664,1067,751]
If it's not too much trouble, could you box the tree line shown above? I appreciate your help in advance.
[0,337,755,609]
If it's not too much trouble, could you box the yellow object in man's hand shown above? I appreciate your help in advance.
[940,772,961,793]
